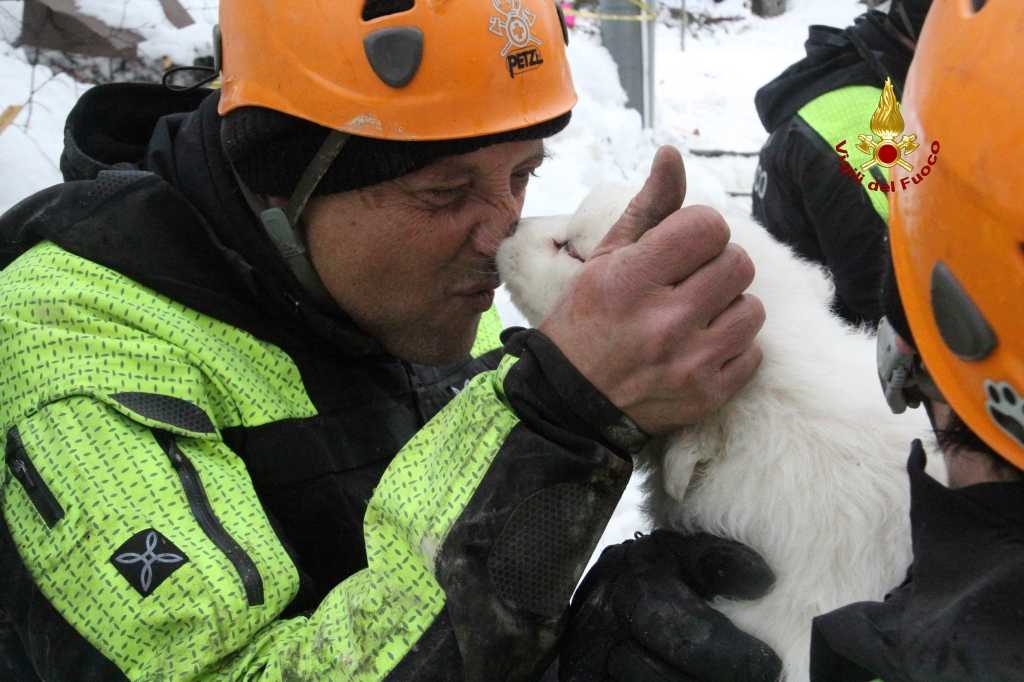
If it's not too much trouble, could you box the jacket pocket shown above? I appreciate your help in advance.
[152,430,264,606]
[5,428,65,528]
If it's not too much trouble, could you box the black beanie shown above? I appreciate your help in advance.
[221,105,572,197]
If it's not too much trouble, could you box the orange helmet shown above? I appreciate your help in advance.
[217,0,577,141]
[889,0,1024,466]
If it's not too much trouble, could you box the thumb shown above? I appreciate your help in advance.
[593,145,687,256]
[652,530,776,601]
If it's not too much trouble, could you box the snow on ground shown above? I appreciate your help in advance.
[0,0,870,563]
[0,51,82,209]
[33,0,219,64]
[0,0,220,213]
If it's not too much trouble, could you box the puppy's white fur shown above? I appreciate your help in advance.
[496,185,942,682]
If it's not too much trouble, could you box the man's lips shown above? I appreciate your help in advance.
[452,277,501,296]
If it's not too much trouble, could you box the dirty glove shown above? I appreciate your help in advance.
[559,529,782,682]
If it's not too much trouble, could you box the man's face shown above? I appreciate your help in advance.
[929,400,1022,488]
[304,139,546,365]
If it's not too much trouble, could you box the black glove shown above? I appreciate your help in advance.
[558,529,783,682]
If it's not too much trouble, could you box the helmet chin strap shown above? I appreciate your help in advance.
[233,130,350,310]
[892,0,920,44]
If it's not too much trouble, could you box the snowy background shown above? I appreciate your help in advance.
[0,0,873,560]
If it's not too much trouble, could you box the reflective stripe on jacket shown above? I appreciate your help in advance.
[0,240,637,680]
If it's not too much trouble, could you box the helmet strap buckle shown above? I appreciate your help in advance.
[877,316,944,414]
[230,129,350,310]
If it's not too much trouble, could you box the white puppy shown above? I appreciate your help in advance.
[496,185,942,682]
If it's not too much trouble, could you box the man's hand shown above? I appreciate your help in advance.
[539,146,765,435]
[559,530,782,682]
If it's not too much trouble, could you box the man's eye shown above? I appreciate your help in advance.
[423,186,468,205]
[514,168,541,182]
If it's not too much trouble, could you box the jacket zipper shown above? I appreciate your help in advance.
[403,361,429,426]
[153,431,264,606]
[5,430,64,528]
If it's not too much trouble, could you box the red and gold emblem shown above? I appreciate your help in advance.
[857,77,919,172]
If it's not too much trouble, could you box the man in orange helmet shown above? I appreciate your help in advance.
[810,1,1024,679]
[0,1,779,680]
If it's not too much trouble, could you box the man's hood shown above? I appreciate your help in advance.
[38,83,383,356]
[755,11,915,133]
[60,82,207,182]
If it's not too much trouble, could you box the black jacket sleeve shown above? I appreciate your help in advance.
[810,442,1024,682]
[426,328,646,681]
[752,115,888,327]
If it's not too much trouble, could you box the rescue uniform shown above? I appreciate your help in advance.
[752,10,914,326]
[0,85,644,681]
[810,442,1024,682]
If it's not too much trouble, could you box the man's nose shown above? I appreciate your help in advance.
[472,200,519,257]
[472,220,516,259]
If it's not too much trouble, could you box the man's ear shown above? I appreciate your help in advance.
[922,396,943,438]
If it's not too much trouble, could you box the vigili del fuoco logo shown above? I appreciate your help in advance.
[489,0,545,79]
[835,77,940,194]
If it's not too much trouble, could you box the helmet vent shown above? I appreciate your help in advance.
[364,27,424,88]
[971,0,988,13]
[930,261,998,361]
[363,0,415,21]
